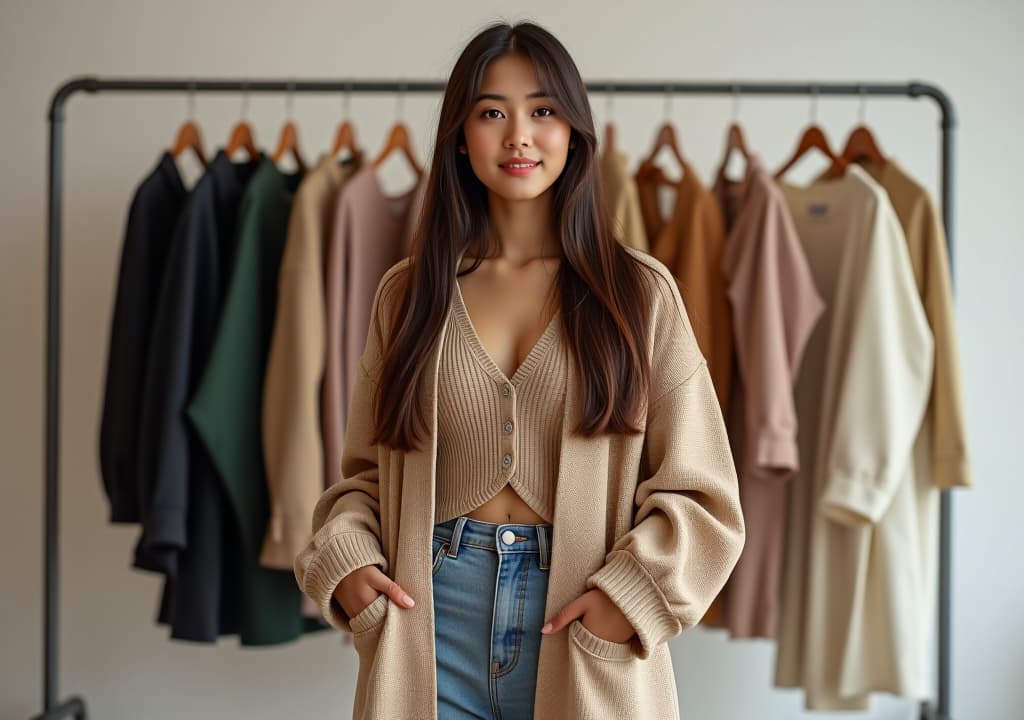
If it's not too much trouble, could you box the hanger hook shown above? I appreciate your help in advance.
[731,83,741,123]
[663,83,673,121]
[396,80,406,122]
[240,80,250,121]
[605,83,614,122]
[342,79,352,119]
[810,85,819,124]
[286,80,295,119]
[858,83,868,125]
[187,79,197,120]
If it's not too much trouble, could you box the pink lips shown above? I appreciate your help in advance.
[499,159,540,176]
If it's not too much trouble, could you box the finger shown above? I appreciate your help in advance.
[369,571,415,608]
[541,594,589,634]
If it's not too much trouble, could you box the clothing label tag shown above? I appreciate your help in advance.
[808,202,830,219]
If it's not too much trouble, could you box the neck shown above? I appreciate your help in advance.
[483,189,561,264]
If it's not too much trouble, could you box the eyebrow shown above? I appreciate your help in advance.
[474,90,551,102]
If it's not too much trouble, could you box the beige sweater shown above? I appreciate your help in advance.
[294,247,745,719]
[599,148,649,252]
[260,154,360,571]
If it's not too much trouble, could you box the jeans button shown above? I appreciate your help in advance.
[501,530,516,545]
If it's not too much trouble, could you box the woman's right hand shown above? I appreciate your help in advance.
[333,564,416,619]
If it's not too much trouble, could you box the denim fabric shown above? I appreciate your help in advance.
[432,516,553,720]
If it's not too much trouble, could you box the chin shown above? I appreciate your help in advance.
[486,179,553,202]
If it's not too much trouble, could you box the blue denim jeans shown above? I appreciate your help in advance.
[432,515,553,720]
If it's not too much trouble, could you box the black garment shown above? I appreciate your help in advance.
[133,150,261,642]
[98,152,187,523]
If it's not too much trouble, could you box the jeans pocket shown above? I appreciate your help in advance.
[431,536,450,577]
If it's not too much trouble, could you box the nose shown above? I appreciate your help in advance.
[504,114,531,149]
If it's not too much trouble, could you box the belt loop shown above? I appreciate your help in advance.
[448,516,468,558]
[538,524,551,570]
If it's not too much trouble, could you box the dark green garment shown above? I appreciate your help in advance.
[187,158,325,645]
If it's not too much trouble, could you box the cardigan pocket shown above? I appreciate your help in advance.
[350,592,390,635]
[569,619,634,661]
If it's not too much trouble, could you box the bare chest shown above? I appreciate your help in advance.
[456,264,560,381]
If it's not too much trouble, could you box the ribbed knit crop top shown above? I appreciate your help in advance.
[434,279,567,525]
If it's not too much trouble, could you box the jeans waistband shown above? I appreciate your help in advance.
[433,516,553,568]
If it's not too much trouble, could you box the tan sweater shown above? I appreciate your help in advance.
[599,148,648,252]
[856,160,971,489]
[636,160,733,412]
[294,247,745,719]
[260,154,360,571]
[435,279,566,524]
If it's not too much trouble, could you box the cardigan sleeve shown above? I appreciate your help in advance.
[586,258,746,659]
[293,260,407,632]
[819,196,934,525]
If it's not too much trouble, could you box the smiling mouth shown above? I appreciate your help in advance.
[499,160,540,168]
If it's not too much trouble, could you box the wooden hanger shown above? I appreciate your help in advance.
[331,119,358,157]
[821,87,887,179]
[821,125,888,179]
[332,82,360,159]
[776,88,847,180]
[171,120,207,168]
[270,84,307,173]
[225,84,259,160]
[170,85,207,167]
[717,87,750,174]
[642,122,687,179]
[717,122,751,174]
[272,120,307,174]
[774,124,846,180]
[372,122,423,177]
[225,120,259,160]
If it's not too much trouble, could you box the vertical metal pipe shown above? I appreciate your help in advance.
[44,88,65,714]
[937,91,956,719]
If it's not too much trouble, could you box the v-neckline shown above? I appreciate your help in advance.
[452,278,561,387]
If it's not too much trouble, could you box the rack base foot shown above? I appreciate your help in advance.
[31,696,87,720]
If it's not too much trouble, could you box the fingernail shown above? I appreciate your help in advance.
[402,594,415,607]
[541,622,552,634]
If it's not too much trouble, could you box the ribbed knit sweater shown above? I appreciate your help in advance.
[435,279,566,524]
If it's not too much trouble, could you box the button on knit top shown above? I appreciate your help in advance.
[434,279,567,525]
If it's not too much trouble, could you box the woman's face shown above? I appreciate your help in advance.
[461,53,574,203]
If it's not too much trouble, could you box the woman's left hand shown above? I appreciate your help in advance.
[541,588,636,644]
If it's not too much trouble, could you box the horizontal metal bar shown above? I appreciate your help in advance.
[48,76,956,128]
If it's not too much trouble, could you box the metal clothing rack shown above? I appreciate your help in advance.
[39,76,957,720]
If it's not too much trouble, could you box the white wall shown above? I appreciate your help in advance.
[2,1,1020,718]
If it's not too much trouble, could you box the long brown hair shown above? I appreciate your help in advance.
[372,20,654,451]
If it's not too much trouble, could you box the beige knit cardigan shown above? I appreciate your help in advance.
[294,247,745,719]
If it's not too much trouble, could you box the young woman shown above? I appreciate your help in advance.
[295,21,745,720]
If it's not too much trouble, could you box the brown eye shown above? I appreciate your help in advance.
[535,107,555,117]
[482,108,504,119]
